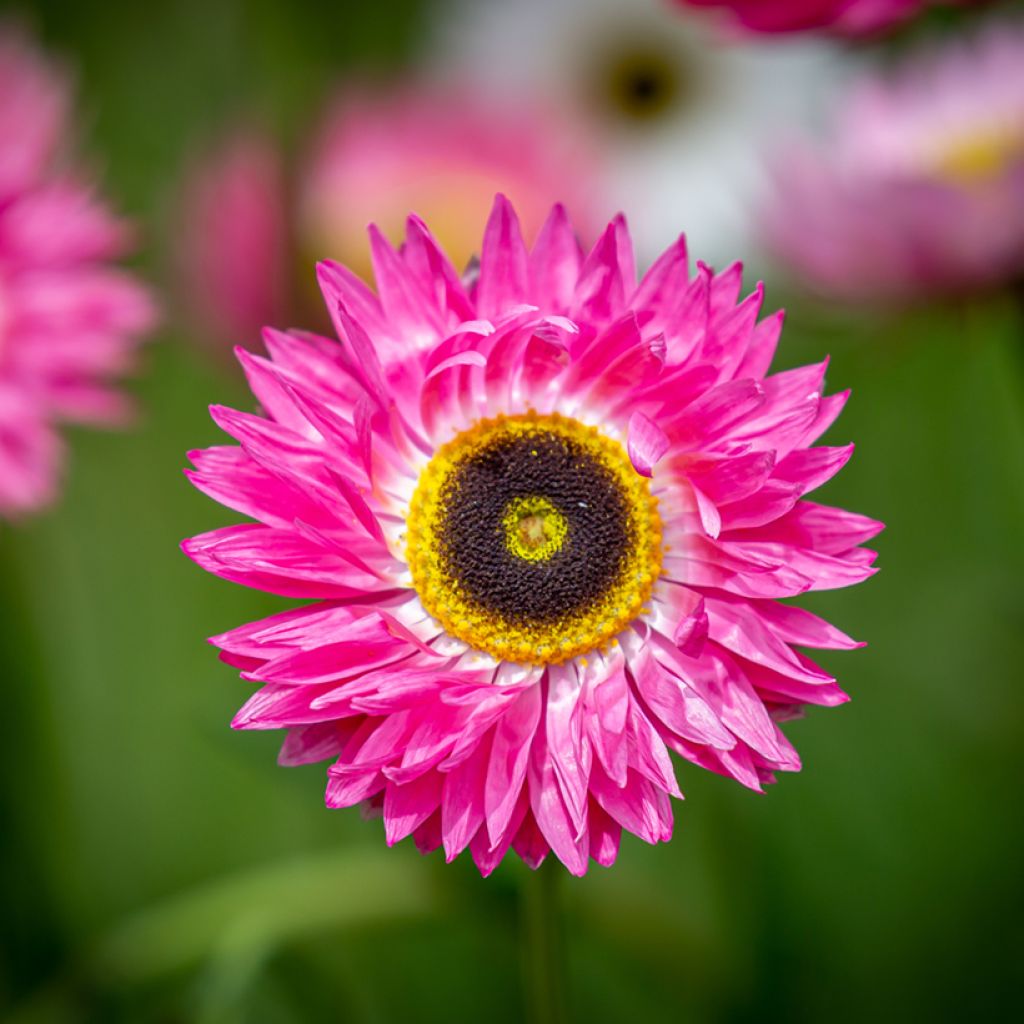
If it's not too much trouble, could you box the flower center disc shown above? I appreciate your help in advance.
[934,127,1024,185]
[406,412,663,665]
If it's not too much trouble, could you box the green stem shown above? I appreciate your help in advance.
[521,858,567,1024]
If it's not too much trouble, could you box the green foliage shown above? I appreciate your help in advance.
[1,2,1023,1022]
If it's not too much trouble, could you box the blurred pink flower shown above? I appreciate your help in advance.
[183,196,880,876]
[679,0,937,34]
[0,27,156,517]
[299,84,604,280]
[178,85,605,354]
[177,130,288,349]
[763,21,1024,300]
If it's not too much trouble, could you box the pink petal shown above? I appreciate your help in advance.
[384,770,444,845]
[528,722,590,876]
[627,410,670,477]
[530,202,584,314]
[485,684,543,846]
[477,193,530,319]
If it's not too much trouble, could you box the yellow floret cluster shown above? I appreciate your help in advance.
[405,412,663,666]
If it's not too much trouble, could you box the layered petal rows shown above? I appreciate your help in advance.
[184,196,881,875]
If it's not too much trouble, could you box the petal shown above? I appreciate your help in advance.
[441,734,493,861]
[629,641,734,749]
[528,719,590,876]
[384,770,444,845]
[571,216,632,327]
[589,763,673,846]
[585,662,630,786]
[278,721,353,766]
[485,684,543,846]
[627,410,670,478]
[529,202,584,314]
[477,193,530,319]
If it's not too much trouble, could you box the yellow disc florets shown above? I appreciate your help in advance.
[405,412,662,665]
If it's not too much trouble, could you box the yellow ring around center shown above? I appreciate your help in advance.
[405,412,663,665]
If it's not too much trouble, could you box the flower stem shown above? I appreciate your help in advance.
[521,858,567,1024]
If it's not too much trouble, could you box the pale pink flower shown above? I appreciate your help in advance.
[679,0,945,35]
[299,84,603,280]
[184,196,881,875]
[176,130,287,349]
[0,27,155,516]
[764,20,1024,300]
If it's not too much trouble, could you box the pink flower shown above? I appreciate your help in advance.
[0,27,156,517]
[763,20,1024,300]
[299,84,604,281]
[176,130,287,350]
[679,0,938,34]
[177,85,605,356]
[183,196,881,876]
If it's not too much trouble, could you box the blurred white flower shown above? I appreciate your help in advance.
[428,0,845,267]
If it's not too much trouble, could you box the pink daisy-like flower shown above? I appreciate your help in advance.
[763,20,1024,300]
[0,27,156,517]
[183,196,881,876]
[679,0,945,35]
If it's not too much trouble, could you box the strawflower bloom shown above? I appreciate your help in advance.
[763,20,1024,301]
[678,0,943,35]
[184,196,881,876]
[0,27,155,517]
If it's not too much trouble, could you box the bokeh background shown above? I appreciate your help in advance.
[2,1,1023,1022]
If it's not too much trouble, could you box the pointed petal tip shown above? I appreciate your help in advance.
[207,403,238,429]
[314,258,342,286]
[230,709,255,729]
[627,410,670,478]
[232,343,258,366]
[485,193,517,227]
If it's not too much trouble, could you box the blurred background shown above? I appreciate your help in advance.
[1,0,1023,1021]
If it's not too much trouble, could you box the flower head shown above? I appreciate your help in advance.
[678,0,935,35]
[184,196,881,876]
[0,26,156,517]
[764,20,1024,300]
